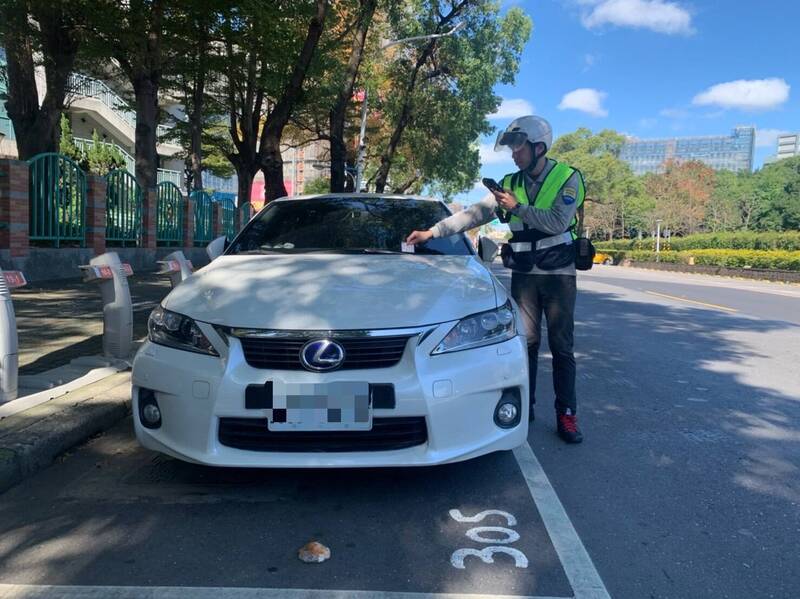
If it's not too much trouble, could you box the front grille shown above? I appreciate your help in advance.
[239,335,411,371]
[218,417,427,452]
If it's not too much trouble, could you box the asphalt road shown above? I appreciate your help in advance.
[496,265,800,599]
[1,264,798,599]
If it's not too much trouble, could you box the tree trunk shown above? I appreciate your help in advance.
[189,29,208,191]
[259,0,328,202]
[329,0,376,193]
[261,139,287,201]
[189,108,204,191]
[236,167,254,208]
[1,3,80,159]
[114,0,163,192]
[133,76,160,190]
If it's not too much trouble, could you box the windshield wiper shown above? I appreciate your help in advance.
[234,248,288,255]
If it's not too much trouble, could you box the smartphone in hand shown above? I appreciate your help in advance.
[482,177,504,193]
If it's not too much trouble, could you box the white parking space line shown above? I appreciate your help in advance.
[0,585,569,599]
[513,443,611,599]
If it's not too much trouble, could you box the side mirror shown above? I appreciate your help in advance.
[477,236,499,263]
[206,236,228,261]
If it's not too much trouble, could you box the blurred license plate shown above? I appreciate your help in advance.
[267,381,372,431]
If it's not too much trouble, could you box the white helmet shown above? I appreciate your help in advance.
[494,115,553,153]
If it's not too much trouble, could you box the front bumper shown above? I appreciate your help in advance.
[131,324,529,468]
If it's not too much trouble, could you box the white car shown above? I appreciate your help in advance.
[132,194,529,467]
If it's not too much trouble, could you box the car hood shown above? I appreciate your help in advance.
[163,254,500,330]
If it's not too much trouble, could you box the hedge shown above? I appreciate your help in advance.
[596,231,800,252]
[599,249,800,271]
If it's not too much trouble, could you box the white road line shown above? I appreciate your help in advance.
[513,443,611,599]
[0,585,568,599]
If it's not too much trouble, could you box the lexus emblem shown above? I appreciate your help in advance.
[301,339,345,371]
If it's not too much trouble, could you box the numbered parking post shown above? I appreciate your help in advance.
[79,252,134,359]
[156,250,194,288]
[0,269,27,403]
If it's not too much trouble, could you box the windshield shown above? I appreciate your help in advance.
[227,196,472,256]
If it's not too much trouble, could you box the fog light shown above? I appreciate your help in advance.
[142,403,161,424]
[138,388,162,429]
[494,387,522,429]
[496,402,518,425]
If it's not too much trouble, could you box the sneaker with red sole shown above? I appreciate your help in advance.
[557,412,583,444]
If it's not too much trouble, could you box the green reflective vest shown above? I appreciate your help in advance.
[501,162,585,239]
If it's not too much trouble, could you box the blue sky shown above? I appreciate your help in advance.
[456,0,800,204]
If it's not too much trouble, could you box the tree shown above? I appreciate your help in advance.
[645,160,715,235]
[220,1,329,206]
[550,128,643,239]
[0,0,87,158]
[304,176,332,195]
[87,0,167,190]
[367,1,531,195]
[750,157,800,231]
[58,114,82,162]
[258,0,329,202]
[84,129,126,175]
[328,0,377,193]
[706,170,746,232]
[160,0,225,192]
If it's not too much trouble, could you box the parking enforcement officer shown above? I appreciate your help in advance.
[406,115,584,444]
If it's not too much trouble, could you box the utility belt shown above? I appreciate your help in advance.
[501,231,595,271]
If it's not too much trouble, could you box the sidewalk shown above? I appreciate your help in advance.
[0,273,173,494]
[15,273,172,374]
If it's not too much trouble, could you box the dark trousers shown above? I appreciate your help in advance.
[510,273,577,415]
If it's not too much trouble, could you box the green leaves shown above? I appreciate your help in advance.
[363,1,532,197]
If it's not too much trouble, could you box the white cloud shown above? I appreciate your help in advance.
[581,0,694,35]
[479,142,515,166]
[583,53,598,71]
[755,129,790,148]
[489,98,535,120]
[692,78,790,111]
[558,88,608,117]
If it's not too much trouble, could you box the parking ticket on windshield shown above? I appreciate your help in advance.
[401,242,416,253]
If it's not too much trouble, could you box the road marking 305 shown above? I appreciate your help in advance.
[448,509,528,569]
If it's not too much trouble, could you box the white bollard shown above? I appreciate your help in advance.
[0,269,26,404]
[156,250,194,288]
[79,252,134,359]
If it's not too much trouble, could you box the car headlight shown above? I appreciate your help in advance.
[432,301,516,355]
[147,306,219,356]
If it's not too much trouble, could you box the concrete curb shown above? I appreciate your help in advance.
[620,261,800,284]
[0,372,132,494]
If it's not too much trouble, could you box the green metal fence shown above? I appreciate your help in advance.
[192,190,213,246]
[105,169,142,246]
[218,198,236,239]
[28,153,86,246]
[156,181,184,246]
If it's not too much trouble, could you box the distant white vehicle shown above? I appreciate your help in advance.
[132,194,529,467]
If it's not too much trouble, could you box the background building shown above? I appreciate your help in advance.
[776,133,800,161]
[620,126,755,175]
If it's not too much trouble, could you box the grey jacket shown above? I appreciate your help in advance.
[431,159,580,275]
